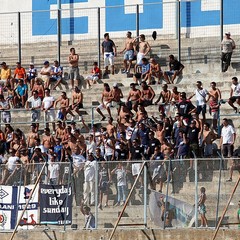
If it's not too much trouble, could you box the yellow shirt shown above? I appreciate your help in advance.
[0,68,11,80]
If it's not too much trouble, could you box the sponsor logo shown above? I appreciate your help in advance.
[0,213,7,227]
[0,189,9,199]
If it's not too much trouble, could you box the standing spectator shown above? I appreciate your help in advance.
[0,62,12,89]
[0,94,11,123]
[163,55,184,84]
[26,90,42,124]
[220,118,236,159]
[120,31,135,74]
[48,155,60,185]
[147,131,160,159]
[85,62,100,88]
[189,81,209,123]
[68,47,80,89]
[228,77,240,113]
[221,32,235,72]
[111,162,128,206]
[154,84,171,116]
[110,83,123,107]
[42,88,56,134]
[83,153,96,206]
[40,61,51,88]
[51,60,63,90]
[27,124,39,158]
[96,83,112,121]
[13,62,27,84]
[198,187,208,228]
[27,63,37,90]
[134,34,151,71]
[102,33,117,76]
[140,81,155,107]
[14,79,28,108]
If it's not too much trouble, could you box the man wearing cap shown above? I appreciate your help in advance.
[0,62,12,88]
[221,32,236,72]
[40,61,51,88]
[27,63,37,90]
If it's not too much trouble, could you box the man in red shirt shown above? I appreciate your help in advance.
[85,62,100,88]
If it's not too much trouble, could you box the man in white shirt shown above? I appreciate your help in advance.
[189,81,208,122]
[48,155,60,185]
[83,153,96,206]
[40,61,51,88]
[0,94,11,123]
[26,90,42,123]
[220,118,236,159]
[228,77,240,113]
[42,88,56,133]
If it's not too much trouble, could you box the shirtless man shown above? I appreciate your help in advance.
[96,83,112,121]
[110,83,123,106]
[134,34,151,73]
[148,58,163,84]
[55,121,65,140]
[68,48,80,89]
[156,122,165,144]
[106,117,116,136]
[202,122,217,157]
[54,91,74,121]
[42,127,55,150]
[120,31,135,74]
[140,81,155,107]
[127,83,141,112]
[27,124,39,157]
[68,86,83,121]
[154,84,172,116]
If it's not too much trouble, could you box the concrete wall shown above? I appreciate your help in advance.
[1,0,240,45]
[0,229,239,240]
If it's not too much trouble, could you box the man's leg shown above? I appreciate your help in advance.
[96,107,106,121]
[163,72,170,84]
[228,98,237,112]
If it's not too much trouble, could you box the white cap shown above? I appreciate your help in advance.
[113,83,118,87]
[225,32,231,35]
[29,62,34,65]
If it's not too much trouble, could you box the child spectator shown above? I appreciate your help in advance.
[80,202,96,229]
[111,162,128,206]
[208,95,219,131]
[198,186,208,228]
[85,62,100,89]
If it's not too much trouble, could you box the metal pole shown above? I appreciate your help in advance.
[17,12,21,63]
[220,0,223,71]
[192,151,198,228]
[136,5,139,37]
[95,160,99,229]
[215,152,223,228]
[143,163,147,228]
[97,8,101,69]
[91,107,94,128]
[177,0,181,62]
[57,0,61,64]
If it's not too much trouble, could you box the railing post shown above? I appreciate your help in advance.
[192,151,198,228]
[177,0,181,62]
[91,107,94,128]
[97,8,101,68]
[220,0,223,72]
[18,12,21,63]
[95,160,99,229]
[57,6,61,65]
[143,163,147,228]
[136,5,139,37]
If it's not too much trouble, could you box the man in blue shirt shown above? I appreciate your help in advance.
[14,79,28,108]
[134,58,150,84]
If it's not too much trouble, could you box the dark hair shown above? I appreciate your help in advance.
[0,94,4,100]
[169,54,174,59]
[33,90,38,95]
[104,33,109,38]
[70,47,75,52]
[223,118,228,122]
[211,81,216,86]
[140,34,145,40]
[93,62,98,65]
[232,77,238,81]
[196,81,202,85]
[204,122,210,128]
[142,58,148,63]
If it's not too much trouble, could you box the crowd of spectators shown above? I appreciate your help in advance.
[0,33,240,210]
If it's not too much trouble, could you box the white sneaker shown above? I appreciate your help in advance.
[79,116,83,121]
[71,116,75,121]
[52,131,56,135]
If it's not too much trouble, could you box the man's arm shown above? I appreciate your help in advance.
[145,42,151,55]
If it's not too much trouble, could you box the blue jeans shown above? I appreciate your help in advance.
[117,185,126,203]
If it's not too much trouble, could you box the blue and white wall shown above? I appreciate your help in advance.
[0,0,240,44]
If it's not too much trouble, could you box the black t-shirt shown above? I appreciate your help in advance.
[187,127,199,144]
[177,100,195,119]
[170,60,183,71]
[164,124,173,139]
[130,146,144,160]
[116,149,128,160]
[148,138,161,157]
[102,39,115,52]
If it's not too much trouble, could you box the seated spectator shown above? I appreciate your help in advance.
[110,83,123,107]
[148,58,163,84]
[0,62,12,90]
[0,94,11,123]
[163,54,184,84]
[27,63,37,90]
[51,60,63,90]
[32,78,45,100]
[228,76,240,113]
[13,62,27,85]
[14,79,28,108]
[39,61,51,88]
[133,58,150,85]
[68,86,83,121]
[85,62,100,89]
